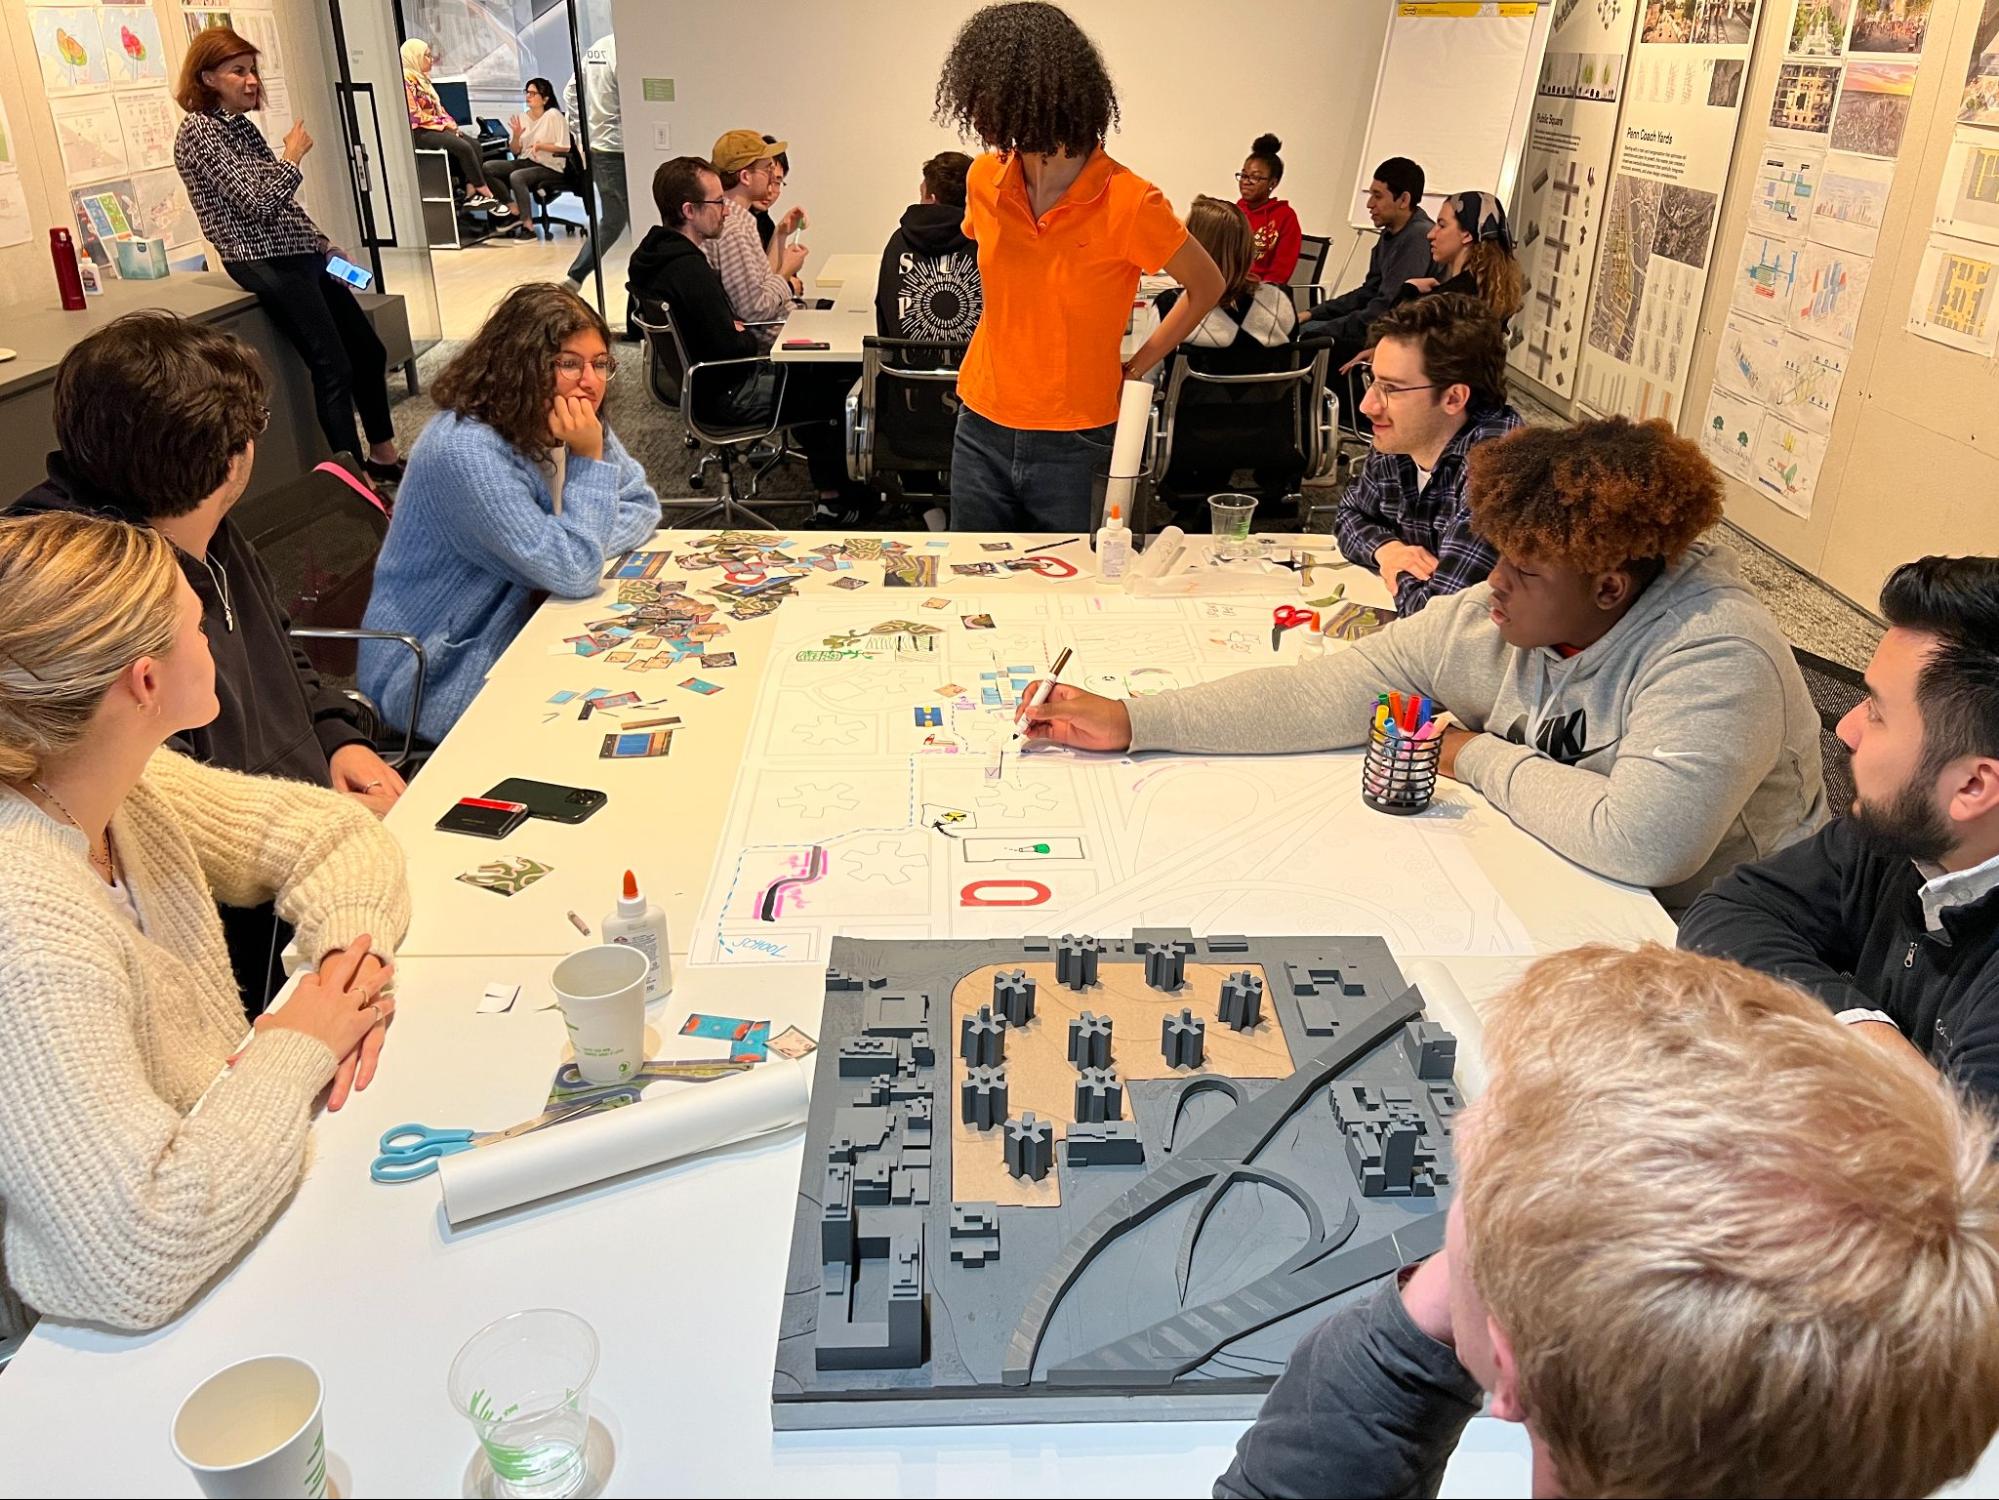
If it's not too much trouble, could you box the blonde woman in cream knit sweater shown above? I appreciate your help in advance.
[0,512,410,1334]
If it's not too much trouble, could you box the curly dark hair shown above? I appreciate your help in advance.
[431,284,612,458]
[934,2,1119,157]
[1467,417,1722,572]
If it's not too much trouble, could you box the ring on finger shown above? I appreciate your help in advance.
[369,1001,386,1028]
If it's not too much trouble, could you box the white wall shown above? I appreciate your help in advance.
[608,0,1395,293]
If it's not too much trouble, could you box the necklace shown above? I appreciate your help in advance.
[27,778,117,884]
[200,551,236,632]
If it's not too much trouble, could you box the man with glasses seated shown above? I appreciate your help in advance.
[1333,295,1522,614]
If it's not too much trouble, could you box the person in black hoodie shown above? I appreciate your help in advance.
[629,155,868,518]
[1681,554,1999,1105]
[875,150,982,342]
[7,312,400,1007]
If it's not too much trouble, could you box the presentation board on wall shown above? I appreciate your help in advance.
[1350,1,1554,228]
[1508,0,1644,406]
[1575,0,1768,425]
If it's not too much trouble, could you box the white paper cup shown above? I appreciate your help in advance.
[171,1354,327,1499]
[553,944,649,1084]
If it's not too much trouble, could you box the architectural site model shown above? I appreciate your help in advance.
[772,929,1460,1427]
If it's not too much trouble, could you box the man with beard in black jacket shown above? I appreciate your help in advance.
[876,151,983,342]
[1681,554,1999,1106]
[8,311,404,1008]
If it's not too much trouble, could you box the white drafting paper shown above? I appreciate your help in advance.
[113,89,178,173]
[688,596,1538,966]
[1751,415,1829,517]
[1770,330,1848,435]
[1933,125,1999,249]
[1747,143,1823,237]
[102,6,168,89]
[0,171,30,250]
[1700,385,1765,484]
[1714,308,1788,402]
[30,7,109,96]
[232,8,284,78]
[436,1058,812,1223]
[48,94,129,185]
[1786,241,1872,348]
[1811,150,1894,257]
[1906,231,1999,357]
[130,167,200,247]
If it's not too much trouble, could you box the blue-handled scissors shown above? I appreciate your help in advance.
[371,1091,640,1183]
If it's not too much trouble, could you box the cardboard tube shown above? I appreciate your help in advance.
[1108,379,1153,478]
[437,1058,813,1224]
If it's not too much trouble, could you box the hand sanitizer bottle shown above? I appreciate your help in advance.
[1096,501,1133,580]
[602,869,672,1002]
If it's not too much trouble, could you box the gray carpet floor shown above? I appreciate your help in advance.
[387,339,1884,671]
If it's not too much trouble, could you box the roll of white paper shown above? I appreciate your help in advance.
[1108,378,1153,479]
[436,1058,814,1225]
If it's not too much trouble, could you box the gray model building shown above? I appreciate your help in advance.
[774,931,1458,1428]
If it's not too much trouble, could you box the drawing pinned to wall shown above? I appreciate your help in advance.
[1830,60,1916,156]
[104,7,168,88]
[1786,0,1852,57]
[1770,330,1848,433]
[1732,233,1804,316]
[113,90,179,173]
[1811,150,1894,255]
[1770,61,1842,135]
[233,9,284,77]
[1906,231,1999,355]
[70,179,140,267]
[256,78,295,151]
[0,170,28,251]
[1751,417,1829,517]
[1642,0,1754,43]
[1714,310,1787,401]
[48,95,130,184]
[1748,145,1823,234]
[1787,242,1871,347]
[0,94,14,171]
[1848,0,1928,55]
[1960,0,1999,127]
[1933,125,1999,246]
[1700,386,1764,482]
[182,9,236,44]
[31,8,109,95]
[131,167,201,249]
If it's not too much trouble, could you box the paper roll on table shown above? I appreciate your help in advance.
[436,1057,813,1225]
[1108,378,1153,479]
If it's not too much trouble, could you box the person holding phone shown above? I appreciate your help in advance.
[0,511,410,1335]
[360,285,662,745]
[173,28,405,484]
[491,77,572,237]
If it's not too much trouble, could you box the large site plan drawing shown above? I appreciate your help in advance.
[691,597,1535,965]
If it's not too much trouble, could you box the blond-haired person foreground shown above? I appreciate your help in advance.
[1216,945,1999,1499]
[0,514,408,1335]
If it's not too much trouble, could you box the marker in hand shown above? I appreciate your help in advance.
[1014,646,1073,742]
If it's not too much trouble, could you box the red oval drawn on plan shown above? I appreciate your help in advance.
[960,880,1052,907]
[1023,555,1078,579]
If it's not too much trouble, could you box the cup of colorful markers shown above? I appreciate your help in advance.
[1361,691,1443,815]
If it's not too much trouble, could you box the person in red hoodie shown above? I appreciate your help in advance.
[1236,132,1302,286]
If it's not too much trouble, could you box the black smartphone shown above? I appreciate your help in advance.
[485,777,609,824]
[436,796,530,838]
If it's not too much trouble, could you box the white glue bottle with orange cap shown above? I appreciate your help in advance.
[1095,499,1133,581]
[602,869,672,1002]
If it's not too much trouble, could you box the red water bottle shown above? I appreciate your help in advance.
[50,228,87,311]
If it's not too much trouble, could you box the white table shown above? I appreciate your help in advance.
[0,528,1689,1495]
[775,251,879,364]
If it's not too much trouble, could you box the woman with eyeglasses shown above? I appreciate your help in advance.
[1235,133,1301,286]
[359,285,661,745]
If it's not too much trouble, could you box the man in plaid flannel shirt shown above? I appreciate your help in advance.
[1334,294,1522,615]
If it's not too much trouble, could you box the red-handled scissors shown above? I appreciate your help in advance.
[1271,606,1320,649]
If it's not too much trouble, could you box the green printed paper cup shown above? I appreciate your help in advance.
[449,1308,600,1498]
[171,1354,328,1499]
[553,944,649,1085]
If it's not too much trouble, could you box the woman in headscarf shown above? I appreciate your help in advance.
[401,38,512,217]
[1400,189,1522,330]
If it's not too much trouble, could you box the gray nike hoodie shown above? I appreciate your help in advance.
[1125,541,1828,913]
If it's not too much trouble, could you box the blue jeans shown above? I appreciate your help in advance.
[949,408,1115,533]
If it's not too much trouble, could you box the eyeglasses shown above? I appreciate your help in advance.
[1235,172,1271,184]
[554,355,618,379]
[1357,368,1439,400]
[695,196,727,208]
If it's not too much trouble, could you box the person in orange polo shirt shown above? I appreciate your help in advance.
[935,2,1226,533]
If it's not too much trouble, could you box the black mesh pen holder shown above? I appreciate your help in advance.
[1360,720,1442,815]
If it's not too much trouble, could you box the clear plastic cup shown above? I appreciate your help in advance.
[1208,493,1258,560]
[448,1309,600,1499]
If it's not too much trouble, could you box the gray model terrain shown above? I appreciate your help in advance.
[771,930,1459,1428]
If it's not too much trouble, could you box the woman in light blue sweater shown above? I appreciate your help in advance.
[360,285,661,743]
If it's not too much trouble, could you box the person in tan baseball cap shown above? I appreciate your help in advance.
[703,129,808,337]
